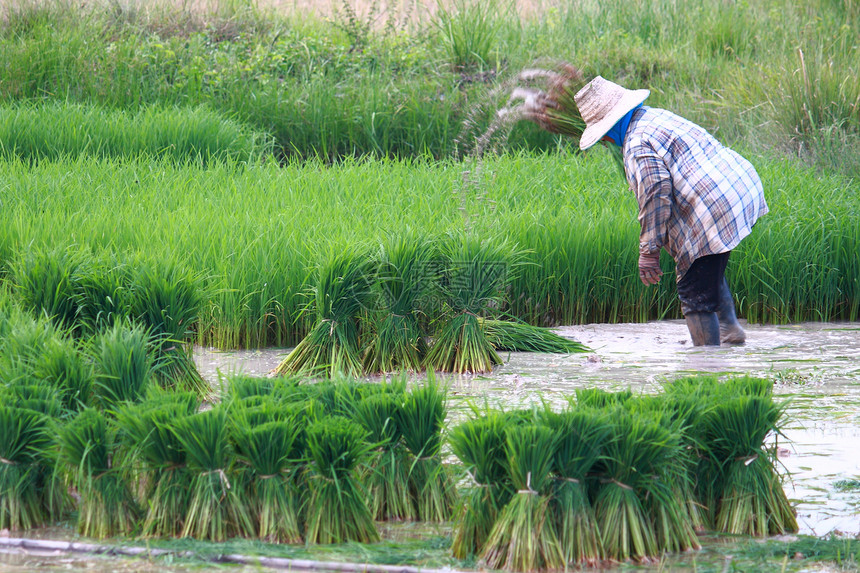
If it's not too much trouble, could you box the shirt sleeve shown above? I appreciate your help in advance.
[628,143,673,256]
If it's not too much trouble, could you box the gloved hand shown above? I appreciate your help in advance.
[638,252,663,286]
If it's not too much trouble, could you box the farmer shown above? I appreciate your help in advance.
[574,76,768,346]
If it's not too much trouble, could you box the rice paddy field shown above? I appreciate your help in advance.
[1,0,859,572]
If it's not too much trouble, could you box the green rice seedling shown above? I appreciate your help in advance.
[353,391,415,521]
[363,234,435,373]
[482,318,589,354]
[304,416,379,544]
[129,261,208,397]
[173,407,254,541]
[449,409,514,559]
[89,321,154,408]
[593,409,683,563]
[0,311,62,371]
[540,406,609,567]
[574,387,634,409]
[58,408,139,538]
[481,424,565,572]
[424,236,516,374]
[33,337,93,411]
[232,419,304,543]
[114,392,198,538]
[0,405,52,531]
[275,250,374,378]
[706,394,797,536]
[396,375,457,522]
[513,64,588,143]
[73,252,130,337]
[10,244,86,332]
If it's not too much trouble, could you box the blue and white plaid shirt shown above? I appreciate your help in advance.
[622,106,768,280]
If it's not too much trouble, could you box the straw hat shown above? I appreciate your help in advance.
[574,76,650,150]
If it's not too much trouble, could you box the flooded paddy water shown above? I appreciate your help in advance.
[196,320,860,539]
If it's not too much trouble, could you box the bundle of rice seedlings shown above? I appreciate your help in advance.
[593,410,683,563]
[513,64,588,141]
[58,408,139,538]
[395,376,457,522]
[73,252,129,337]
[34,337,93,411]
[275,250,374,378]
[423,237,515,374]
[482,319,589,354]
[304,416,379,544]
[481,424,565,572]
[232,419,304,543]
[540,407,609,566]
[129,261,208,396]
[353,391,415,521]
[114,392,197,538]
[89,321,154,408]
[706,394,797,536]
[364,235,435,373]
[10,245,85,331]
[172,408,254,541]
[0,405,51,531]
[449,409,513,559]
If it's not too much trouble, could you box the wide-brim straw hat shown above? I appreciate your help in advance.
[574,76,650,150]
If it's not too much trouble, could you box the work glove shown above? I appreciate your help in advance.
[638,252,663,286]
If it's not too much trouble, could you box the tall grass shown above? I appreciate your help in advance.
[1,0,857,173]
[0,153,856,349]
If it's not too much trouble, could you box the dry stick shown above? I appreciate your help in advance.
[0,538,466,573]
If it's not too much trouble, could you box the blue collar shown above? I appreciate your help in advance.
[604,104,643,147]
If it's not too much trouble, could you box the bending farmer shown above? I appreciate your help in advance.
[575,77,767,346]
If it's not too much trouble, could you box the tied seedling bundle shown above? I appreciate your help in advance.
[481,424,565,572]
[58,408,139,538]
[114,391,198,538]
[173,407,254,541]
[276,250,374,378]
[232,418,304,543]
[424,236,517,374]
[304,416,378,543]
[540,406,609,567]
[592,409,685,563]
[482,318,589,354]
[705,393,797,536]
[449,409,513,559]
[353,391,416,521]
[396,376,457,522]
[364,235,435,373]
[89,321,154,408]
[0,405,52,531]
[129,261,209,397]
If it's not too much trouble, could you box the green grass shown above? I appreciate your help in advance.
[0,152,856,348]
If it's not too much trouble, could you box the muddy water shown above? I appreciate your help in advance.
[196,320,860,537]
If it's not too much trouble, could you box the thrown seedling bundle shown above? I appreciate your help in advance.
[89,321,154,408]
[0,405,52,531]
[481,424,565,572]
[275,250,374,378]
[304,415,378,543]
[482,318,589,354]
[58,408,139,538]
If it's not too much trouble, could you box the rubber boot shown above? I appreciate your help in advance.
[717,278,746,344]
[684,312,721,346]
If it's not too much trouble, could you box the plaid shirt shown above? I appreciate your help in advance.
[623,106,768,280]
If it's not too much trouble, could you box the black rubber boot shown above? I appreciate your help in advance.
[717,278,746,344]
[685,312,721,346]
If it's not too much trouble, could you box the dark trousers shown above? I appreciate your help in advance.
[677,252,731,315]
